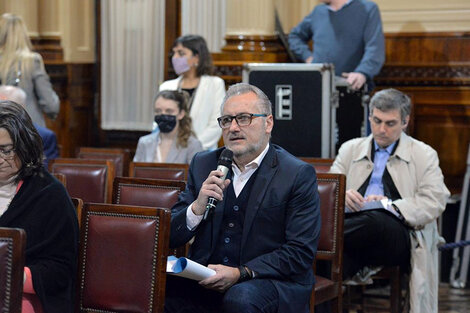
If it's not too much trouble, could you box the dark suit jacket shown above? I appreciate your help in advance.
[35,124,59,168]
[170,144,321,313]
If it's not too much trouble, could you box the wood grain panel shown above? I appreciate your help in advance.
[45,62,94,158]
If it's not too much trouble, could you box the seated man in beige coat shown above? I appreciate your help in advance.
[329,88,449,313]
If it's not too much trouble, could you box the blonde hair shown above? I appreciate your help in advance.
[0,13,40,87]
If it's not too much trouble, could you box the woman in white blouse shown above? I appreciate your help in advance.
[159,35,225,150]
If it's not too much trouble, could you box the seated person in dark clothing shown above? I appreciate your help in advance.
[165,83,321,313]
[0,100,78,313]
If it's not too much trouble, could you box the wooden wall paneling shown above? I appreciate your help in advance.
[397,87,470,194]
[164,0,181,81]
[45,63,94,158]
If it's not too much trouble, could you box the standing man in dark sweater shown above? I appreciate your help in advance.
[288,0,385,91]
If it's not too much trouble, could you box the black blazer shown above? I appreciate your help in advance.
[171,144,321,313]
[0,169,79,313]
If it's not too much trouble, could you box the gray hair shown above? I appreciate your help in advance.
[220,83,272,115]
[369,88,411,123]
[0,85,27,106]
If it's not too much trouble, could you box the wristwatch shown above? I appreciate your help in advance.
[237,265,255,283]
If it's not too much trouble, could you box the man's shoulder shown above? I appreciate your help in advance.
[192,147,220,163]
[340,136,370,150]
[34,124,56,139]
[353,0,380,11]
[272,145,313,171]
[403,134,438,156]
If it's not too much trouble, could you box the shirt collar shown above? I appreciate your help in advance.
[373,140,397,155]
[232,143,270,174]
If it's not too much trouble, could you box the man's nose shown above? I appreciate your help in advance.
[378,123,386,133]
[228,119,240,131]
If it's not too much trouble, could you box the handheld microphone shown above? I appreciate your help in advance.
[203,149,233,221]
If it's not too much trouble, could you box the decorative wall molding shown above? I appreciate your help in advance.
[376,64,470,87]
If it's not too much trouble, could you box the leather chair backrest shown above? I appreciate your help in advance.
[49,158,115,203]
[77,147,131,177]
[113,177,185,209]
[316,173,346,259]
[129,162,188,181]
[299,157,334,174]
[0,228,26,313]
[77,203,170,313]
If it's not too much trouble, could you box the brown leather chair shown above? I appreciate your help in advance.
[0,227,26,313]
[112,177,187,257]
[77,147,131,177]
[300,157,335,174]
[49,158,115,203]
[129,162,189,181]
[113,177,185,209]
[76,203,170,313]
[310,173,346,313]
[52,172,67,186]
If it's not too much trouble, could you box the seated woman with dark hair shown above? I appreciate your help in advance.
[0,100,79,313]
[134,90,203,164]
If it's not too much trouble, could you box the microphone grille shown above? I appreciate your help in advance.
[218,149,233,167]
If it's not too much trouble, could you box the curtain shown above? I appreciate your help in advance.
[101,0,165,130]
[181,0,226,52]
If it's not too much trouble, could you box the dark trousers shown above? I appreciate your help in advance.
[343,210,411,279]
[164,275,279,313]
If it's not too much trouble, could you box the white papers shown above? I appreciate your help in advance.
[346,198,387,214]
[166,256,216,281]
[361,199,386,211]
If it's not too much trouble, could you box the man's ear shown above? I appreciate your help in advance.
[265,114,274,134]
[402,115,410,130]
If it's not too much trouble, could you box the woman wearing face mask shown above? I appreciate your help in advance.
[133,90,203,164]
[159,35,225,150]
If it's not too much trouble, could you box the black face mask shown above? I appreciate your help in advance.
[154,114,177,133]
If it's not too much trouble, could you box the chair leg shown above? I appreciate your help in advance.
[332,293,343,313]
[389,271,401,313]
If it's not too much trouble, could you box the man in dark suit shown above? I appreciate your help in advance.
[166,83,321,313]
[0,85,59,168]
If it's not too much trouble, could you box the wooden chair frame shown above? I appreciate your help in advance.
[77,147,131,177]
[129,162,189,181]
[0,227,26,313]
[299,157,335,174]
[311,173,346,313]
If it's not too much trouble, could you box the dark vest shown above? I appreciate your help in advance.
[208,169,259,266]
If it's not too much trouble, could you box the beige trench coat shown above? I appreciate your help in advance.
[330,132,450,313]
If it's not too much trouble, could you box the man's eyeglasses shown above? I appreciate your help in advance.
[0,146,15,160]
[217,113,268,129]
